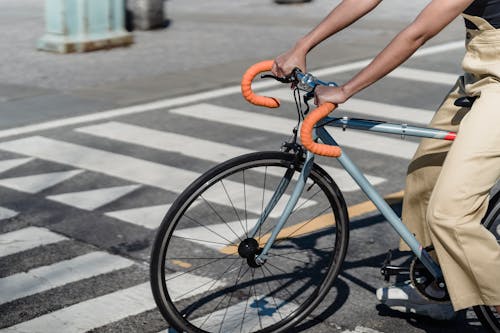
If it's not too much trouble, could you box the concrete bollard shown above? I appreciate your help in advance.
[127,0,165,30]
[38,0,133,53]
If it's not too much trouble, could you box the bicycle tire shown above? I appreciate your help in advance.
[150,151,349,333]
[473,190,500,333]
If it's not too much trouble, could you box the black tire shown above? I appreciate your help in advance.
[150,151,349,333]
[473,190,500,333]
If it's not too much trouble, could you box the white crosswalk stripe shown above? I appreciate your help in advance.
[105,204,171,229]
[0,158,33,174]
[170,103,419,160]
[0,206,18,221]
[76,121,385,192]
[47,184,141,210]
[0,170,83,194]
[0,251,134,305]
[0,227,68,258]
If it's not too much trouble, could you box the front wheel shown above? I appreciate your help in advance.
[474,191,500,332]
[150,151,349,333]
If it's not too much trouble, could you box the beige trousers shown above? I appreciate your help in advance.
[400,14,500,310]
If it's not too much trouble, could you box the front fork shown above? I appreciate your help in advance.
[250,149,315,266]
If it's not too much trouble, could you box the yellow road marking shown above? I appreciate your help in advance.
[348,190,404,218]
[219,190,404,255]
[170,259,192,268]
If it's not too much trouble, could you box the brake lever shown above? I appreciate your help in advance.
[260,74,293,83]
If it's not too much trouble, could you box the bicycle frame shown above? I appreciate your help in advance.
[252,116,457,282]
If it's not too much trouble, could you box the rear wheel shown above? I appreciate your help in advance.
[474,191,500,333]
[150,151,349,332]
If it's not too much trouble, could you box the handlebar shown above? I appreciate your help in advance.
[241,61,342,158]
[241,60,280,108]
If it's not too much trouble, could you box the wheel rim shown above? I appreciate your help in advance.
[157,155,345,332]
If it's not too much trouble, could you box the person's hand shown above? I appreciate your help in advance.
[314,85,350,106]
[271,47,307,78]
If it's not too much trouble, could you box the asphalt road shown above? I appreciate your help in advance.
[0,1,492,332]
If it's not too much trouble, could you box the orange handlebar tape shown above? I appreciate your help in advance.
[241,60,280,108]
[300,103,342,157]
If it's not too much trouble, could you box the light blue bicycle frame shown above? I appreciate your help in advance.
[250,116,451,281]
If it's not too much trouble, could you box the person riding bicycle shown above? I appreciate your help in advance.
[272,0,500,320]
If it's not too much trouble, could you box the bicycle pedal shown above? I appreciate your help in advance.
[380,265,410,281]
[380,249,409,281]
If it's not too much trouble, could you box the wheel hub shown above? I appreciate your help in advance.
[238,238,259,258]
[238,238,264,268]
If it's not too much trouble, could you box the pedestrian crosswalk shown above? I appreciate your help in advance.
[0,65,459,332]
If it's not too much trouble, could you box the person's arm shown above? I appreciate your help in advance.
[315,0,475,106]
[272,0,382,77]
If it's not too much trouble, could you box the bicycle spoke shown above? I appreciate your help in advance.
[267,246,334,257]
[251,269,264,331]
[168,256,241,260]
[276,206,332,243]
[166,254,238,281]
[268,253,311,265]
[171,234,237,247]
[260,166,268,242]
[260,266,284,322]
[183,213,237,246]
[261,264,302,315]
[220,179,246,238]
[200,194,244,243]
[189,259,244,330]
[243,169,249,237]
[240,268,255,333]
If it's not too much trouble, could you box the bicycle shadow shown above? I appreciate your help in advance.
[291,203,489,332]
[376,304,487,333]
[293,278,350,332]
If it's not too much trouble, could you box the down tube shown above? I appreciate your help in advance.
[316,127,442,278]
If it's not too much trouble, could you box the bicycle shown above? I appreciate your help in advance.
[150,60,500,333]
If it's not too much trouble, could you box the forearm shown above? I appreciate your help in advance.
[342,27,426,97]
[342,0,474,98]
[296,0,382,53]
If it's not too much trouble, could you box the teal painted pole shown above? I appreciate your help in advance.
[38,0,133,53]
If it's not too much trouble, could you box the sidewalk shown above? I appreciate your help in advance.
[0,0,463,128]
